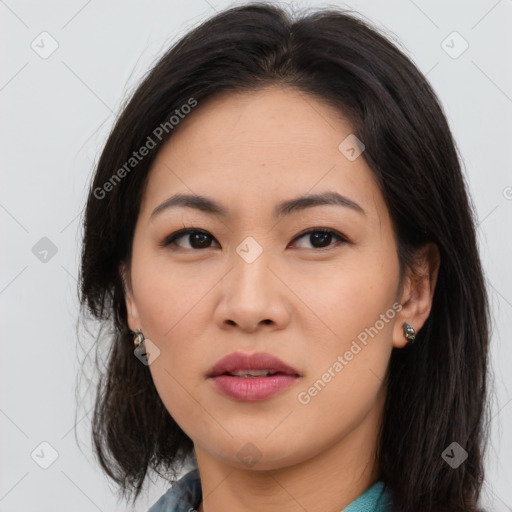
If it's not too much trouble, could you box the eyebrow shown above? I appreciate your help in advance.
[150,191,366,220]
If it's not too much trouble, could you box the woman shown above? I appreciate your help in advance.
[78,3,490,511]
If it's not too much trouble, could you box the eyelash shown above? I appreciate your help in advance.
[160,227,349,251]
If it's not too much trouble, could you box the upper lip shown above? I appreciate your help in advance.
[207,351,301,378]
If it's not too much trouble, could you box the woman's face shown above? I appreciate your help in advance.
[122,86,413,470]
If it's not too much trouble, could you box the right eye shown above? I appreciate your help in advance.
[161,228,220,250]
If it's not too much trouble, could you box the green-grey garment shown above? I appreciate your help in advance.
[148,468,393,511]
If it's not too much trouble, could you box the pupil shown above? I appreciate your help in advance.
[312,232,331,247]
[191,233,210,248]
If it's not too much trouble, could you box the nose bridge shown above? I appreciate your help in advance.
[230,235,273,298]
[214,234,289,331]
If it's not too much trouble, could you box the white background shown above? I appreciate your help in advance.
[1,0,511,511]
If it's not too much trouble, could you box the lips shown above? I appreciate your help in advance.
[207,351,301,401]
[207,351,300,378]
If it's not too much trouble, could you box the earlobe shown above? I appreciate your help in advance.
[392,242,440,348]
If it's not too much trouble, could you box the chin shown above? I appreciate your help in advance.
[211,438,309,472]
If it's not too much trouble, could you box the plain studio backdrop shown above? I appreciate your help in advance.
[0,0,511,511]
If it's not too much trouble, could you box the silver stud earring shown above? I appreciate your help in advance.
[133,328,145,348]
[403,322,416,342]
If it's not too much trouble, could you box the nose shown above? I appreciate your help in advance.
[213,247,291,334]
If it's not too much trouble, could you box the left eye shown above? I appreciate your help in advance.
[161,228,348,250]
[291,228,348,250]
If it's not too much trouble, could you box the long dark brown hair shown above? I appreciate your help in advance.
[78,3,491,510]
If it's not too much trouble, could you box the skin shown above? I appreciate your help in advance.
[121,86,440,512]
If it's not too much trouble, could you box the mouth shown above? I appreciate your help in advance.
[207,351,301,401]
[207,351,301,378]
[218,369,296,378]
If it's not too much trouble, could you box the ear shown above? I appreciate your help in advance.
[393,242,440,348]
[119,261,141,332]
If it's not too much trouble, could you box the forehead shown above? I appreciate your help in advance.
[140,86,385,225]
[164,86,350,156]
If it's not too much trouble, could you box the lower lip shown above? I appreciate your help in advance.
[210,374,299,401]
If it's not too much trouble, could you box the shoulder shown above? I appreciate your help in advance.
[148,468,202,512]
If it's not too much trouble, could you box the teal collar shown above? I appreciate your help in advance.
[148,468,393,511]
[343,479,393,511]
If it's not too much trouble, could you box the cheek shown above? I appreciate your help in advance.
[130,255,214,429]
[293,272,395,445]
[291,248,398,408]
[131,244,210,338]
[291,248,400,347]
